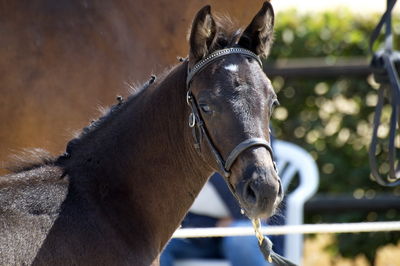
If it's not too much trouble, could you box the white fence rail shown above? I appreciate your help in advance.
[172,221,400,238]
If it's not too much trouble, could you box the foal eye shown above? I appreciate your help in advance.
[199,103,212,114]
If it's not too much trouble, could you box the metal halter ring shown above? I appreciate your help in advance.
[186,90,192,106]
[188,113,196,128]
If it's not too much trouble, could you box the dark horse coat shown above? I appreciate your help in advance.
[0,2,281,265]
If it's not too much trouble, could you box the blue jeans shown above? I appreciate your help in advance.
[160,220,276,266]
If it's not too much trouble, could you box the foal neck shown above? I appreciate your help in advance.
[61,62,213,258]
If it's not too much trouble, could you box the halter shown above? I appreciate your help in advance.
[186,47,276,178]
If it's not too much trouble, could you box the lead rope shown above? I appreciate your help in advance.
[369,0,400,186]
[252,219,297,266]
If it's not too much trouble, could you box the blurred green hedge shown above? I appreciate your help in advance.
[269,9,400,262]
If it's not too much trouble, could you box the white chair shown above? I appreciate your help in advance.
[175,140,319,266]
[274,140,319,265]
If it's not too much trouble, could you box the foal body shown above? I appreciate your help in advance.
[0,63,208,265]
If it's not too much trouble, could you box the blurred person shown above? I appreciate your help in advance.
[160,173,285,266]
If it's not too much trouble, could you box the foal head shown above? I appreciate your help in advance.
[186,2,282,219]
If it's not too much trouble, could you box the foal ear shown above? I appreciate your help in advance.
[238,1,274,57]
[188,6,217,65]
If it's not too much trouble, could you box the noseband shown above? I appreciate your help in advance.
[186,47,276,178]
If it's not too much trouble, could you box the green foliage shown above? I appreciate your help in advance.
[269,9,400,262]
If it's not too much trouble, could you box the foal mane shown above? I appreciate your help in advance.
[59,76,161,163]
[5,76,157,174]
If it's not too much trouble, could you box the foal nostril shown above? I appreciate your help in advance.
[243,176,281,206]
[278,179,283,197]
[245,182,257,204]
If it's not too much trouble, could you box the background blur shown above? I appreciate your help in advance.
[0,0,399,265]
